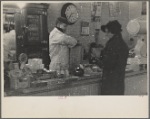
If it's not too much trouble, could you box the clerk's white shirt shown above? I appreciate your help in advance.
[49,28,77,71]
[3,30,16,62]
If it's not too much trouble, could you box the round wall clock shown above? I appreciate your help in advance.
[61,3,79,25]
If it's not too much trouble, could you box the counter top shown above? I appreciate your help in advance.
[5,70,147,96]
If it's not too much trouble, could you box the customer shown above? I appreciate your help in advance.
[99,20,129,95]
[49,17,77,75]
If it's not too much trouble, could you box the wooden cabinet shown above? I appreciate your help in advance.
[15,3,50,68]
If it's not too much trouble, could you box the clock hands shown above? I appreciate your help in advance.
[68,13,78,19]
[68,13,73,19]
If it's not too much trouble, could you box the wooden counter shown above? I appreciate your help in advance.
[5,70,147,96]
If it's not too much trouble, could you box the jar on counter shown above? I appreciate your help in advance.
[9,70,22,90]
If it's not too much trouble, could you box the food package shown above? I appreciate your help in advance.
[27,58,44,73]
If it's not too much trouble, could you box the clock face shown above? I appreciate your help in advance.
[61,3,79,24]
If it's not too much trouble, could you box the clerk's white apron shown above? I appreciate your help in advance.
[49,28,77,71]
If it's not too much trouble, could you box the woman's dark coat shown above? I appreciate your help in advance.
[99,34,129,95]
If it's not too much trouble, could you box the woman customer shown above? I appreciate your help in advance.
[99,20,129,95]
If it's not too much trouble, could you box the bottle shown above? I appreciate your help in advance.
[56,63,61,78]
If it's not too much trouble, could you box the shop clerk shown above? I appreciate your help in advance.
[3,24,16,91]
[49,17,77,74]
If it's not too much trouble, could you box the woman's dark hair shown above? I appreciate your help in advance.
[101,20,122,34]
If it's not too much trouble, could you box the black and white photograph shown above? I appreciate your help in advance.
[1,1,149,118]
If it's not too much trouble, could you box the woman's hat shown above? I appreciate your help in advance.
[101,20,122,34]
